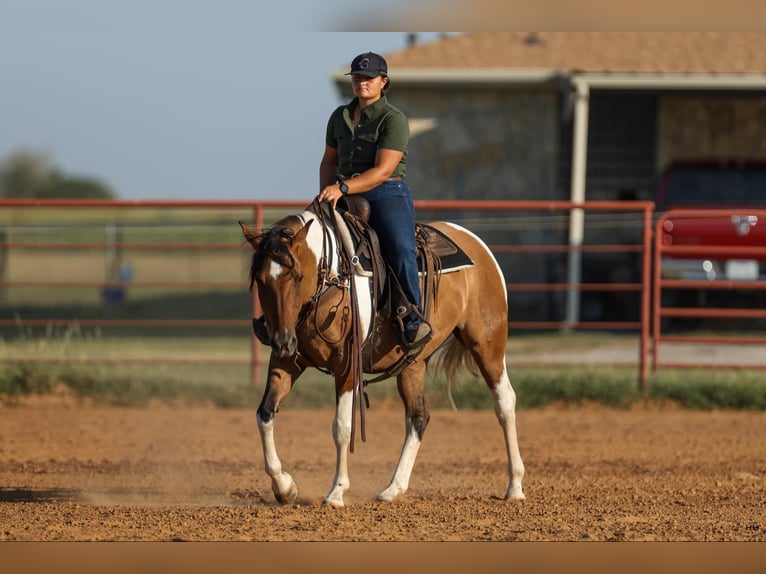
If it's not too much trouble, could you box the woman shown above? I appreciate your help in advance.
[317,51,431,349]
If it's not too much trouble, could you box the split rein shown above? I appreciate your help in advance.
[302,199,369,452]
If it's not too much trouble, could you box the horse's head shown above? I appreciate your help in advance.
[240,217,316,358]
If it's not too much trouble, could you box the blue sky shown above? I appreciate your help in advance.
[0,1,449,200]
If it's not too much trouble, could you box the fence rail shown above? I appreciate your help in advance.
[18,200,766,387]
[651,208,766,372]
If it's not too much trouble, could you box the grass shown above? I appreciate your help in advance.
[1,331,765,410]
[647,369,766,410]
[1,204,764,410]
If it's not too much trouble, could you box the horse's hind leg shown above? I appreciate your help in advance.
[489,363,526,500]
[377,361,429,502]
[460,329,525,500]
[257,358,304,504]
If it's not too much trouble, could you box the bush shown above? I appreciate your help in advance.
[650,372,766,410]
[442,368,641,410]
[0,366,57,404]
[2,363,765,411]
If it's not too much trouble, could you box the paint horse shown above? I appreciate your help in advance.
[239,200,525,507]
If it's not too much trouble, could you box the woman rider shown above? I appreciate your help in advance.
[317,51,431,350]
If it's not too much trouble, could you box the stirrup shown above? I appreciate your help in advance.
[395,304,432,351]
[407,322,432,347]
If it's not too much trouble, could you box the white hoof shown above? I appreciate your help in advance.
[376,485,405,502]
[272,472,299,504]
[322,495,345,508]
[504,486,526,501]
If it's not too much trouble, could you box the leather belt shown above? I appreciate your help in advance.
[345,173,404,181]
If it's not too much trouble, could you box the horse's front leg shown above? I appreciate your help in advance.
[323,382,354,508]
[257,357,305,504]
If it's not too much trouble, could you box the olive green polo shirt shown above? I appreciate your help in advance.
[325,95,408,178]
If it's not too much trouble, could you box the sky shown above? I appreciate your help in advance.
[0,1,452,201]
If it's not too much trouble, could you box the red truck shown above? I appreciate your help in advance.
[656,158,766,283]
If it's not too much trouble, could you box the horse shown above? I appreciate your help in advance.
[239,200,525,507]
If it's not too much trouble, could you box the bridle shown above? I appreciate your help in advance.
[255,200,441,451]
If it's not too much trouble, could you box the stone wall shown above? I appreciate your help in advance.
[657,95,766,169]
[391,87,560,202]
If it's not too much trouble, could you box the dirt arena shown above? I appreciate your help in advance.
[0,398,763,542]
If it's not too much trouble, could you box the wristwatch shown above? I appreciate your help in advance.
[339,181,349,195]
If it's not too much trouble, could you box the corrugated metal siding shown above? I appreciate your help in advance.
[558,92,658,201]
[585,93,658,201]
[555,92,658,321]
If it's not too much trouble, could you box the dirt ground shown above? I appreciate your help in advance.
[0,397,764,542]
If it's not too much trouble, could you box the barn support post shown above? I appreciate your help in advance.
[564,79,590,329]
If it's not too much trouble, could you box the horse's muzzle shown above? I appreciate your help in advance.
[271,327,298,358]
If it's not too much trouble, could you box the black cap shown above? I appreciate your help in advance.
[346,52,388,78]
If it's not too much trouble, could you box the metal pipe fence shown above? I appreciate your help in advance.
[652,208,766,372]
[0,198,655,387]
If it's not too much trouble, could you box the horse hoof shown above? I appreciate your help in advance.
[322,497,345,509]
[375,488,402,503]
[273,480,299,505]
[504,489,526,501]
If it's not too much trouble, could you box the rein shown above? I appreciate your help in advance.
[252,202,442,453]
[301,204,348,347]
[300,201,438,450]
[308,199,368,452]
[277,201,438,453]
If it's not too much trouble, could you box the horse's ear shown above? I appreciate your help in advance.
[239,221,261,250]
[291,219,314,245]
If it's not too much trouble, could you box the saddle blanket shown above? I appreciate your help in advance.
[350,222,474,277]
[415,223,474,274]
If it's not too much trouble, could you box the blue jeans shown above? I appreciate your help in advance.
[362,179,422,326]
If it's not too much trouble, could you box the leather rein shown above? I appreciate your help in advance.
[294,199,368,452]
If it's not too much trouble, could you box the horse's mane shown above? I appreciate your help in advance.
[248,215,305,292]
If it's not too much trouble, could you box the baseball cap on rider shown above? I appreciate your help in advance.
[346,52,388,78]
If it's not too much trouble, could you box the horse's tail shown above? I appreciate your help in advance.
[434,334,480,411]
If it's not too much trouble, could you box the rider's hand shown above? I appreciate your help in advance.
[318,184,342,208]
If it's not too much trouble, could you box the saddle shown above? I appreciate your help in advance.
[334,195,474,369]
[337,195,474,277]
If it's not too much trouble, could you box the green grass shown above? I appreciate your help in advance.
[1,200,764,412]
[2,332,765,410]
[647,369,766,410]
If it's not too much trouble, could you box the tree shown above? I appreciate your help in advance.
[0,149,116,199]
[39,173,116,199]
[0,149,53,198]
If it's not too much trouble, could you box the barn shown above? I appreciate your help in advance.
[331,33,766,323]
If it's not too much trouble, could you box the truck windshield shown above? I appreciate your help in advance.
[659,166,766,209]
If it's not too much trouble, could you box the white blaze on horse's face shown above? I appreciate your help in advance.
[253,219,316,358]
[268,260,285,281]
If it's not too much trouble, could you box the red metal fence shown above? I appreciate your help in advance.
[4,199,764,391]
[0,198,656,387]
[15,200,766,387]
